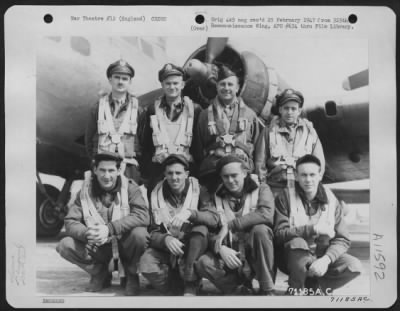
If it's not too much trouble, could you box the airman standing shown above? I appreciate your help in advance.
[138,63,202,199]
[194,65,260,193]
[255,88,325,196]
[85,59,142,183]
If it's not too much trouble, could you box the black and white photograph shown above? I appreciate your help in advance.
[5,5,396,309]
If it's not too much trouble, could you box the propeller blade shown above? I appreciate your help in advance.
[342,69,369,90]
[205,37,228,63]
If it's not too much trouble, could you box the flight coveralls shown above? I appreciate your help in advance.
[56,174,149,286]
[138,95,202,197]
[85,93,143,183]
[138,177,219,295]
[274,182,363,295]
[255,116,325,196]
[194,97,260,192]
[195,175,276,294]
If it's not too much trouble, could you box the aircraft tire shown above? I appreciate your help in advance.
[36,184,63,237]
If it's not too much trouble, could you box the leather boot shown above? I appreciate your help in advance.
[124,273,140,296]
[258,288,275,296]
[183,280,199,296]
[86,269,112,292]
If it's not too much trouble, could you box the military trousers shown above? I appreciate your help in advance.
[56,227,149,277]
[196,224,275,294]
[138,226,208,294]
[276,237,363,294]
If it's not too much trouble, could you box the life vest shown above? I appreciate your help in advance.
[207,97,251,161]
[97,94,138,160]
[268,116,318,165]
[214,174,259,279]
[80,171,130,277]
[289,185,337,253]
[150,96,194,164]
[151,177,200,239]
[214,174,260,224]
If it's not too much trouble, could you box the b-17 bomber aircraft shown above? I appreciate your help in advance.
[36,36,369,237]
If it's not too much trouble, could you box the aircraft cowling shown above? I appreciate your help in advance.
[239,51,290,121]
[182,45,290,121]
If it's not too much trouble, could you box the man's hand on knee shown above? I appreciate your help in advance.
[219,246,242,270]
[307,255,331,277]
[165,236,185,256]
[87,224,110,246]
[170,210,191,229]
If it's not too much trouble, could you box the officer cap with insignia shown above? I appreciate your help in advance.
[94,151,123,166]
[106,59,135,78]
[163,154,189,171]
[275,88,304,108]
[216,154,249,175]
[158,63,185,82]
[216,64,237,82]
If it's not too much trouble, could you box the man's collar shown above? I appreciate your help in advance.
[162,178,190,203]
[109,93,130,108]
[160,95,183,108]
[216,97,238,110]
[216,174,259,198]
[295,182,328,204]
[277,117,306,132]
[91,175,122,198]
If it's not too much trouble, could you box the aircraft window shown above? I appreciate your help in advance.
[140,39,154,59]
[70,37,91,56]
[325,101,337,116]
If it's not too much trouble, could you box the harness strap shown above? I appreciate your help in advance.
[151,178,199,240]
[207,98,250,155]
[290,185,336,252]
[80,171,106,227]
[207,101,226,136]
[227,102,240,135]
[151,97,194,163]
[97,95,138,158]
[80,171,130,277]
[269,117,317,160]
[287,167,297,227]
[214,175,259,279]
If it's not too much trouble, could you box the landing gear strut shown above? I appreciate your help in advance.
[36,173,75,237]
[36,184,63,237]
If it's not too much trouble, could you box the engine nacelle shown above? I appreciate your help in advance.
[183,44,290,121]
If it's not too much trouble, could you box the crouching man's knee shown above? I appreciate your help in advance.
[251,224,273,240]
[125,227,149,250]
[191,225,208,237]
[195,254,216,278]
[138,249,162,274]
[284,237,309,251]
[56,237,81,258]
